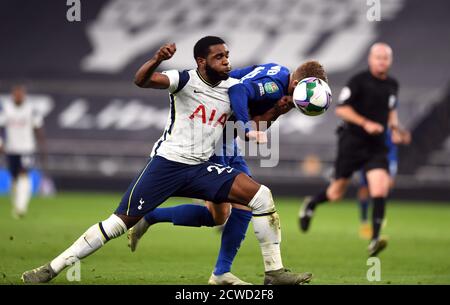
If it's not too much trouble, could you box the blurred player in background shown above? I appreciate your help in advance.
[0,85,46,218]
[299,43,410,256]
[357,127,410,239]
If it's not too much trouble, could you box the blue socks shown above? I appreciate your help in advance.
[359,199,370,223]
[144,204,216,227]
[213,208,253,275]
[143,204,253,276]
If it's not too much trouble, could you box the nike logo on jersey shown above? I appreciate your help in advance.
[194,89,203,93]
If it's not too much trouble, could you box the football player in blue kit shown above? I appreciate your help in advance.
[22,36,314,285]
[128,61,328,284]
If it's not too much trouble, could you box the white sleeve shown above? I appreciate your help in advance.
[162,70,180,94]
[32,109,44,128]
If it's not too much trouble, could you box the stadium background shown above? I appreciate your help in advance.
[1,0,449,200]
[1,0,450,286]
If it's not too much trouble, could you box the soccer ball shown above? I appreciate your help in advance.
[292,77,332,116]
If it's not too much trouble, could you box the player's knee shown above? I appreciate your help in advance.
[370,189,389,198]
[99,214,127,241]
[369,180,390,198]
[327,181,348,201]
[248,185,275,215]
[213,214,228,226]
[327,188,343,202]
[212,205,230,225]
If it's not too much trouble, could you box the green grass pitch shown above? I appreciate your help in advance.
[1,192,449,284]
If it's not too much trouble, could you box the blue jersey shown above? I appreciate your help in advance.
[228,63,291,128]
[209,140,251,177]
[209,63,290,175]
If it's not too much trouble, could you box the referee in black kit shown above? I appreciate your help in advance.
[298,42,410,256]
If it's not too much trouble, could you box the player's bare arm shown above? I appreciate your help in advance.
[388,109,411,144]
[241,96,295,144]
[335,104,384,135]
[34,127,48,171]
[252,96,294,130]
[246,96,294,143]
[134,43,177,88]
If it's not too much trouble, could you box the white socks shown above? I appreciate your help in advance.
[251,213,283,272]
[248,185,283,272]
[13,174,31,216]
[50,214,127,274]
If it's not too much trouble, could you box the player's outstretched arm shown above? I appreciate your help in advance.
[252,96,294,130]
[134,43,176,89]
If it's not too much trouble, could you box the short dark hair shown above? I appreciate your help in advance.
[193,36,225,59]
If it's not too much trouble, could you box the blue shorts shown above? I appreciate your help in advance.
[7,154,34,179]
[209,140,252,177]
[115,156,242,217]
[225,155,251,177]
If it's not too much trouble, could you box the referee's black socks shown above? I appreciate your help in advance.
[372,197,386,240]
[309,190,329,210]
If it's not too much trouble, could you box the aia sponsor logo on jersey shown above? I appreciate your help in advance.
[189,104,227,127]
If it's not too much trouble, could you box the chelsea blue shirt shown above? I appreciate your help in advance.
[228,63,291,131]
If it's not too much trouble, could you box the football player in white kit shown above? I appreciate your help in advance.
[22,36,312,285]
[0,85,45,218]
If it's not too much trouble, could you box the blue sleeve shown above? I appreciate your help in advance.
[229,83,257,133]
[229,65,258,79]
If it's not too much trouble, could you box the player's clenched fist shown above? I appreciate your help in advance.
[155,43,176,61]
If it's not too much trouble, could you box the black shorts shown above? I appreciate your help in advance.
[334,130,388,179]
[6,154,34,179]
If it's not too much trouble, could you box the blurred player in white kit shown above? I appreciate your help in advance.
[0,85,46,218]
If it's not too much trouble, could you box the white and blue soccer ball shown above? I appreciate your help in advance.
[292,77,332,116]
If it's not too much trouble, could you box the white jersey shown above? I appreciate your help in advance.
[150,69,239,165]
[0,99,43,155]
